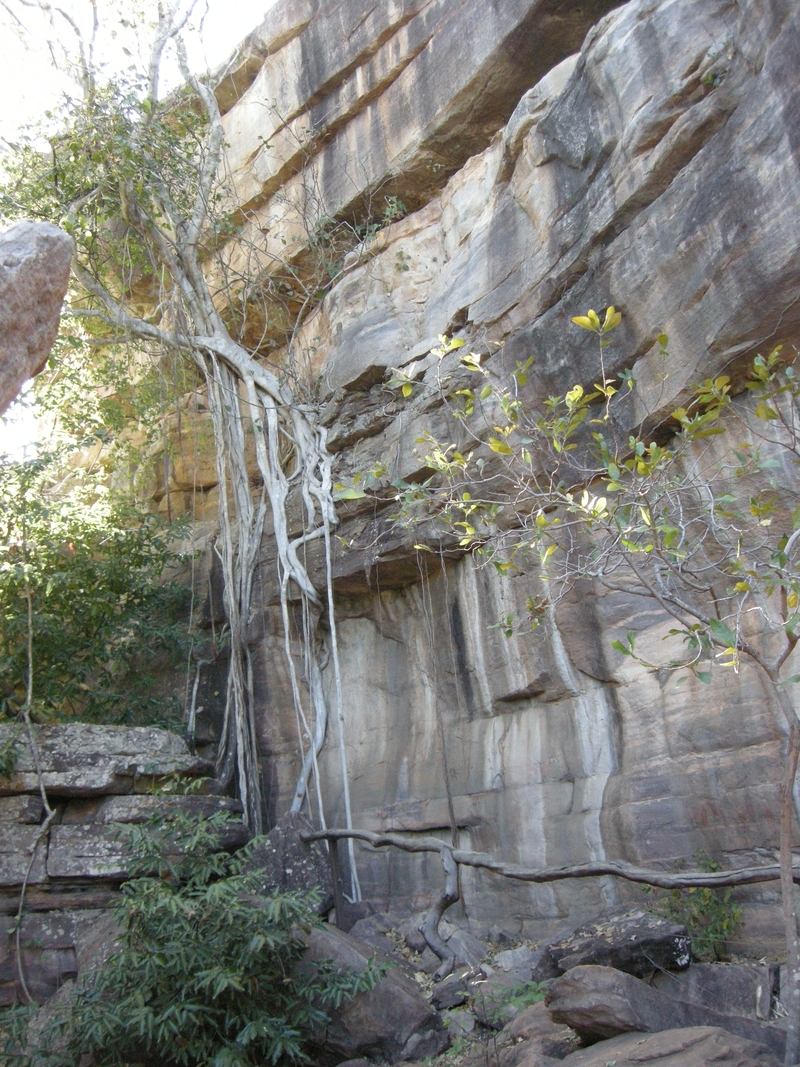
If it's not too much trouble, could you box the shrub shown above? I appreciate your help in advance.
[25,812,381,1067]
[644,857,743,961]
[0,450,192,728]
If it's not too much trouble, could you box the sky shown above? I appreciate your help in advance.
[0,0,278,455]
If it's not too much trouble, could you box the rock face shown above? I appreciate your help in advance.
[0,724,245,1006]
[0,220,72,414]
[201,0,800,948]
[118,0,800,947]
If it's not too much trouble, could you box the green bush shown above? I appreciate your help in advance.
[0,450,192,728]
[21,813,381,1067]
[644,857,742,961]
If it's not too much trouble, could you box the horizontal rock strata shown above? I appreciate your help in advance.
[0,724,246,1005]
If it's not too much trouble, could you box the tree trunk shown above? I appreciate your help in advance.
[781,720,800,1066]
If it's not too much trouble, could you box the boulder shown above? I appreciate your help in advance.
[395,912,430,955]
[300,924,447,1062]
[545,965,785,1060]
[499,1001,581,1064]
[533,909,690,981]
[652,963,777,1022]
[242,811,333,914]
[431,970,472,1010]
[440,920,490,968]
[0,220,72,415]
[554,1026,781,1067]
[441,1008,477,1035]
[493,944,539,982]
[469,967,528,1029]
[348,913,413,967]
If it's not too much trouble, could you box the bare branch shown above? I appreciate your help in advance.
[304,827,795,890]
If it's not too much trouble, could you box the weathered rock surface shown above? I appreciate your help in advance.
[218,0,800,946]
[301,924,448,1062]
[0,723,213,796]
[431,970,471,1010]
[556,1027,781,1067]
[533,908,691,981]
[652,963,778,1022]
[215,0,619,338]
[241,810,333,913]
[0,220,72,414]
[545,965,786,1060]
[500,1001,581,1064]
[0,725,245,1005]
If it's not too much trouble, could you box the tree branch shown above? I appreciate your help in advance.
[303,827,796,889]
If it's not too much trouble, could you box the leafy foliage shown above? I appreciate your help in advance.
[388,315,800,693]
[0,449,191,727]
[0,74,207,291]
[645,856,743,961]
[27,812,381,1067]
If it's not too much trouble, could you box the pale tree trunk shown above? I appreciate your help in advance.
[772,684,800,1066]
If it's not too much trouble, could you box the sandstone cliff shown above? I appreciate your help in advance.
[160,0,800,946]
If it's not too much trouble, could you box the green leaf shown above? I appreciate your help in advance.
[611,640,633,656]
[696,671,713,684]
[754,401,779,421]
[707,617,736,646]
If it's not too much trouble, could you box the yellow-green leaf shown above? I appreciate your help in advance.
[489,437,514,455]
[571,315,595,332]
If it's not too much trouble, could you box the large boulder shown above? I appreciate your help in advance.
[545,965,786,1060]
[533,908,691,981]
[499,1001,581,1064]
[300,924,448,1062]
[555,1026,781,1067]
[0,220,72,414]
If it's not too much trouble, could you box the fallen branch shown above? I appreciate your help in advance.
[302,827,796,889]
